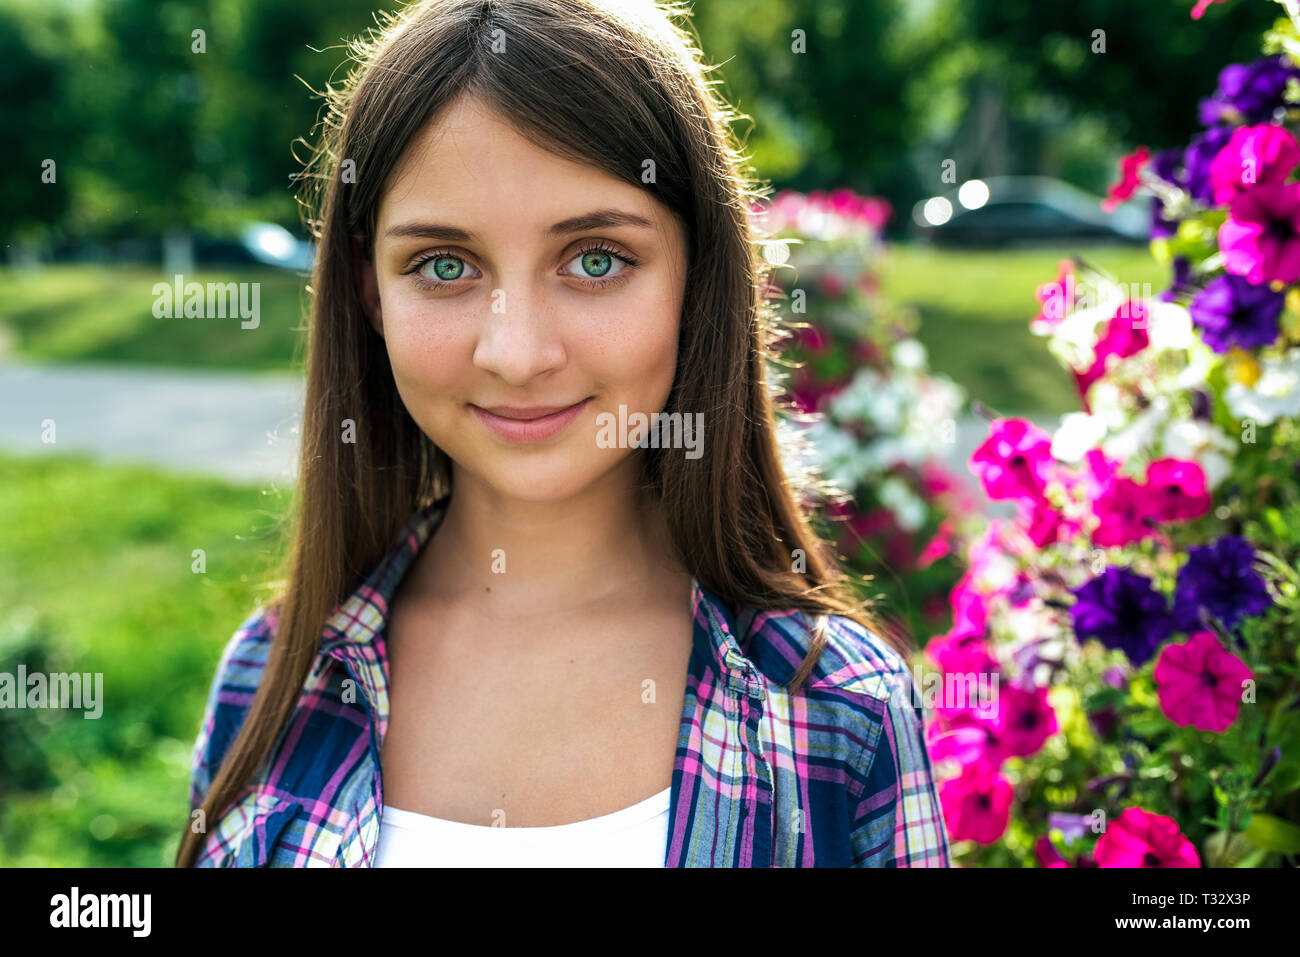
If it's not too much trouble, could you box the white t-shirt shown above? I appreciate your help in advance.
[372,787,672,867]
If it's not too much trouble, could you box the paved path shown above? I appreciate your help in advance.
[0,358,1056,495]
[0,359,303,483]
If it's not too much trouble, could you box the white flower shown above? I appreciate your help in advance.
[1224,349,1300,426]
[1088,381,1129,430]
[804,420,862,488]
[1174,340,1218,392]
[878,477,927,532]
[1102,394,1170,461]
[1052,411,1107,462]
[1049,303,1112,370]
[1145,300,1195,352]
[892,339,927,372]
[1162,418,1236,489]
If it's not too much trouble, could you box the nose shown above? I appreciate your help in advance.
[470,279,566,386]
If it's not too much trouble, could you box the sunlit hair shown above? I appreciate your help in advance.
[176,0,913,868]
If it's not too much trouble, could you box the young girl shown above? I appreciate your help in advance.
[176,0,951,868]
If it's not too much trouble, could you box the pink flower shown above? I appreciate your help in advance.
[1094,807,1201,867]
[991,684,1059,759]
[939,761,1014,844]
[1091,475,1155,547]
[1074,301,1150,408]
[795,323,831,353]
[1035,836,1070,868]
[817,271,847,298]
[1068,448,1121,500]
[1219,182,1300,284]
[1032,260,1077,332]
[925,629,998,679]
[926,721,997,767]
[949,585,989,640]
[1144,458,1212,523]
[1102,146,1150,212]
[969,418,1056,502]
[1153,631,1254,733]
[1017,495,1082,548]
[1190,0,1226,19]
[1208,124,1300,206]
[917,519,954,569]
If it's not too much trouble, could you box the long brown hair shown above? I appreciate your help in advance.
[175,0,913,868]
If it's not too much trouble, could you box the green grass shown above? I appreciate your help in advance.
[0,265,308,369]
[879,242,1173,416]
[0,247,1175,416]
[0,450,291,866]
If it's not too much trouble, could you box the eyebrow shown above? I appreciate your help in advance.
[383,208,656,242]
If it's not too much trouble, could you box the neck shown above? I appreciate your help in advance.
[418,457,683,617]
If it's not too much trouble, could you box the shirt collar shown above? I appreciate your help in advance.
[317,495,804,692]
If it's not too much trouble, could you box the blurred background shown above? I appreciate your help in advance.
[0,0,1280,865]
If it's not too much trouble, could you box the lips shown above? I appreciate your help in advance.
[476,402,586,420]
[470,397,591,442]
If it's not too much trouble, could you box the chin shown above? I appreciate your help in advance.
[462,452,615,505]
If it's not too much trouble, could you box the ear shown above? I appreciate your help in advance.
[352,233,383,337]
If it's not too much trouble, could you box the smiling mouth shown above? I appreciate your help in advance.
[471,399,590,420]
[469,397,592,442]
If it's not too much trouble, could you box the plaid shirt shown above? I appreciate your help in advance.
[187,497,951,867]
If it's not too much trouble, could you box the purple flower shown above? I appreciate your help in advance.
[1199,56,1300,127]
[1151,147,1185,187]
[1159,256,1195,302]
[1184,126,1235,205]
[1189,273,1285,353]
[1048,812,1093,845]
[1172,536,1273,634]
[1190,387,1212,421]
[1071,567,1175,666]
[1150,195,1181,239]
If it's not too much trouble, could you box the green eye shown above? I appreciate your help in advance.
[580,251,612,277]
[423,256,464,281]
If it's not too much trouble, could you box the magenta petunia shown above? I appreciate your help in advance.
[925,628,998,677]
[939,761,1014,844]
[1102,146,1150,213]
[1094,807,1201,867]
[926,719,999,768]
[992,684,1059,759]
[969,418,1056,502]
[1153,630,1254,733]
[1032,259,1077,332]
[1074,302,1150,408]
[1091,475,1155,547]
[1144,458,1212,523]
[1035,835,1070,868]
[1208,124,1300,206]
[1219,182,1300,284]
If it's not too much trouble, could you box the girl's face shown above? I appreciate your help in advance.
[360,93,689,503]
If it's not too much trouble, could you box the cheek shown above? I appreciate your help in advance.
[377,288,475,399]
[586,288,682,403]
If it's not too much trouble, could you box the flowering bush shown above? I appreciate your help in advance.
[927,1,1300,867]
[753,188,969,637]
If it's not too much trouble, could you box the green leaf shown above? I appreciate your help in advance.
[1243,814,1300,854]
[1204,830,1255,867]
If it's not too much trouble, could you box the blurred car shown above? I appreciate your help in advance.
[910,175,1149,246]
[194,222,315,271]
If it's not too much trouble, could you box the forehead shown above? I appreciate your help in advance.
[376,95,667,240]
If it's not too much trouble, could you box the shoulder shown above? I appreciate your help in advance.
[743,606,912,702]
[187,604,278,810]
